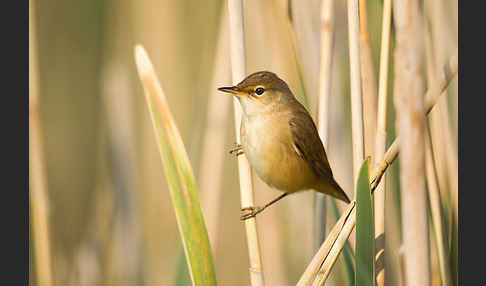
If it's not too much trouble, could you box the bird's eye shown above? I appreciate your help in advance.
[255,87,265,96]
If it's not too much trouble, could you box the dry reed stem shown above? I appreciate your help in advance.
[426,107,456,224]
[297,202,355,286]
[370,52,458,192]
[317,0,335,151]
[347,0,365,189]
[392,0,430,284]
[313,207,357,286]
[426,0,455,68]
[425,129,452,286]
[373,0,392,284]
[438,95,458,220]
[298,53,457,286]
[424,0,458,285]
[427,109,449,203]
[288,0,321,113]
[433,82,458,223]
[431,0,459,211]
[314,0,336,252]
[198,10,232,254]
[226,1,265,285]
[423,23,450,215]
[358,0,378,165]
[424,51,458,113]
[29,0,54,285]
[371,51,457,192]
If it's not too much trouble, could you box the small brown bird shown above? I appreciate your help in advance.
[219,71,350,220]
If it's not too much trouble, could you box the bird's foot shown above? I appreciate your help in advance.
[240,206,263,221]
[229,143,244,156]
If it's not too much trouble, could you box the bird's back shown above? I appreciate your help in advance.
[286,99,350,203]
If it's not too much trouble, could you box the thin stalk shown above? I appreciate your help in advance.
[423,17,451,216]
[313,206,357,286]
[29,0,54,285]
[226,1,265,285]
[425,129,452,286]
[297,53,457,286]
[373,0,392,285]
[424,33,459,243]
[425,0,458,223]
[359,0,378,164]
[347,0,365,189]
[288,0,321,113]
[438,90,458,222]
[317,0,335,151]
[314,0,336,252]
[297,202,356,286]
[371,52,457,191]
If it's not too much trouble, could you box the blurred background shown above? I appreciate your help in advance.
[29,0,457,285]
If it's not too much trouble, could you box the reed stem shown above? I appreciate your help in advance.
[347,0,365,190]
[373,0,392,284]
[425,0,458,223]
[392,1,430,284]
[425,129,452,286]
[297,52,457,286]
[226,1,265,285]
[359,0,378,165]
[30,1,54,285]
[314,0,336,252]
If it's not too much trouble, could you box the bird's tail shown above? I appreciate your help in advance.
[316,178,351,204]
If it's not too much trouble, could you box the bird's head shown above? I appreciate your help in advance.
[218,71,295,116]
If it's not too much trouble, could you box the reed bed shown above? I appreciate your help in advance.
[298,52,457,286]
[30,1,458,285]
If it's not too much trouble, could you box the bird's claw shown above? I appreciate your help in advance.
[240,206,262,221]
[229,143,244,156]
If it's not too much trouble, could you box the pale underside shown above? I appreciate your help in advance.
[241,111,320,193]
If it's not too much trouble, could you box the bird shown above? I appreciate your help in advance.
[218,71,350,220]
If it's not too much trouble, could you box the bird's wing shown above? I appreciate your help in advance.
[288,109,333,180]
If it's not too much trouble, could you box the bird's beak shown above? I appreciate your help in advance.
[217,86,245,97]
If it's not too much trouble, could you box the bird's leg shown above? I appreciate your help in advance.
[229,143,244,156]
[240,193,289,220]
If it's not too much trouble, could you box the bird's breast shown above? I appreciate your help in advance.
[241,114,317,192]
